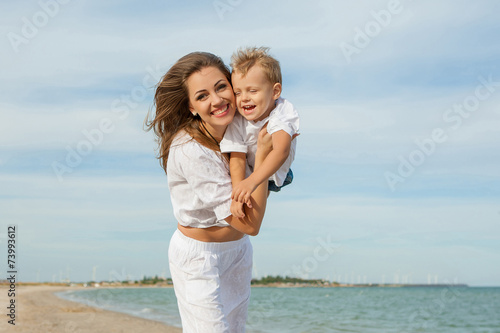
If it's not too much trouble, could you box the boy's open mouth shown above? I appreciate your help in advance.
[242,105,256,114]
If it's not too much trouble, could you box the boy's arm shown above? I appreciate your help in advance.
[232,130,291,203]
[225,126,273,236]
[229,152,246,186]
[229,152,248,218]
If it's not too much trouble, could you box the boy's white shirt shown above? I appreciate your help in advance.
[220,97,299,187]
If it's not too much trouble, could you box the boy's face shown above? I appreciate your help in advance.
[231,65,281,122]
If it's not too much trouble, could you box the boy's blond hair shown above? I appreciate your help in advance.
[230,46,282,85]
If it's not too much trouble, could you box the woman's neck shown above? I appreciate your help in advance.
[200,121,224,145]
[201,121,224,142]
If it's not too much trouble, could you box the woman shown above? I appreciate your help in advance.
[145,52,272,332]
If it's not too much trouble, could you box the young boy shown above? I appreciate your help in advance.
[220,47,300,218]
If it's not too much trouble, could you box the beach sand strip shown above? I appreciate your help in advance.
[0,285,181,333]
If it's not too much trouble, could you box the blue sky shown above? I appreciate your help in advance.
[1,0,499,286]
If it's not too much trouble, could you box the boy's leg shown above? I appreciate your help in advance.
[268,169,294,193]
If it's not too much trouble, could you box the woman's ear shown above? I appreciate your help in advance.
[272,83,282,100]
[188,104,198,116]
[188,104,196,116]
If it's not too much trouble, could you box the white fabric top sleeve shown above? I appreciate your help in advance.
[220,113,248,154]
[267,97,300,137]
[166,131,232,228]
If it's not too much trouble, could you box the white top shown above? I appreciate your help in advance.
[220,97,299,186]
[166,131,232,228]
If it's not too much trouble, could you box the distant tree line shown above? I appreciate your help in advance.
[251,275,328,285]
[139,275,172,285]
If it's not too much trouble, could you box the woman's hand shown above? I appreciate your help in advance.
[256,123,299,160]
[256,123,273,158]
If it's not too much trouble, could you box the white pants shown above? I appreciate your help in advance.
[168,229,253,333]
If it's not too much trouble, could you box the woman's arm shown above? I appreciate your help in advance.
[225,127,273,236]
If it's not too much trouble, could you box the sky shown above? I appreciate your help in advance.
[0,0,499,286]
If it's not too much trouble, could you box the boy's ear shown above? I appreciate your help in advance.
[272,83,282,100]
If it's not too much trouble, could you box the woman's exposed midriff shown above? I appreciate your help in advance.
[177,223,245,242]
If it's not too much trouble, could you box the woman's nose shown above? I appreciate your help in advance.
[212,93,224,103]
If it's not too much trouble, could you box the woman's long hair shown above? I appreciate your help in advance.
[145,52,231,173]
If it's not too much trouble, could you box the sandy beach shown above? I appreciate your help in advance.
[0,284,181,333]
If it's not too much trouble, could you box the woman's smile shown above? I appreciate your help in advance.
[212,104,230,117]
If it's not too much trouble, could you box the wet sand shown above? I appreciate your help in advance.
[0,284,181,332]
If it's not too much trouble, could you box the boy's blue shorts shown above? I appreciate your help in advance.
[268,169,293,192]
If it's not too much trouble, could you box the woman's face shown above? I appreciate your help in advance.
[187,66,236,139]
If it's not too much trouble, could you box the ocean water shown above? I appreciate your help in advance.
[57,286,500,333]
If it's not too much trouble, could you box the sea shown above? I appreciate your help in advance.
[57,286,500,333]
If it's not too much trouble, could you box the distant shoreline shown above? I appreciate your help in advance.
[249,275,470,288]
[1,281,470,288]
[252,282,469,288]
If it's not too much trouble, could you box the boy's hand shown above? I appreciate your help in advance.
[232,178,258,206]
[230,200,246,219]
